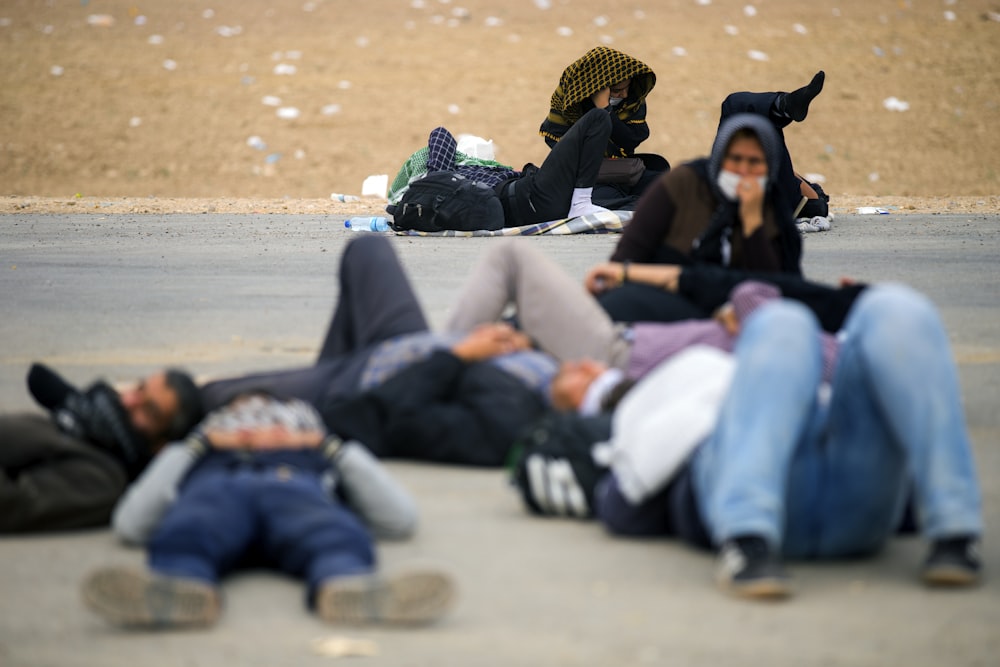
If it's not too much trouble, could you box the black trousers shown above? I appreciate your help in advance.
[719,91,802,216]
[201,235,429,410]
[503,108,612,226]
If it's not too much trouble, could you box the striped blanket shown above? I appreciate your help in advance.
[392,210,632,237]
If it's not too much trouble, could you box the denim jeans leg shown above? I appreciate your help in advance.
[149,469,258,584]
[692,300,823,548]
[781,392,908,558]
[832,284,983,541]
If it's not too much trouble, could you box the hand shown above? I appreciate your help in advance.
[591,87,611,110]
[585,262,625,294]
[451,323,531,362]
[713,303,740,337]
[651,264,682,292]
[737,176,765,236]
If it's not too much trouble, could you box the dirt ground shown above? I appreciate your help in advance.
[1,193,998,216]
[2,0,999,210]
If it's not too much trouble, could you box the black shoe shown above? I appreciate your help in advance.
[922,537,981,587]
[716,535,792,599]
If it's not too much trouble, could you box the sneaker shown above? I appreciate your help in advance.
[316,570,455,626]
[567,203,613,220]
[922,537,982,587]
[716,535,792,600]
[81,567,220,628]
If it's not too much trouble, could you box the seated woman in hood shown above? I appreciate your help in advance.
[596,113,804,323]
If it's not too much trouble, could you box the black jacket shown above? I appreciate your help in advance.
[322,351,547,467]
[678,264,867,333]
[0,413,127,532]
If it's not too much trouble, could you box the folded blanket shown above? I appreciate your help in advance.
[392,210,632,237]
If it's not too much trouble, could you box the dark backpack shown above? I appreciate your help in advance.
[387,171,505,232]
[507,411,613,519]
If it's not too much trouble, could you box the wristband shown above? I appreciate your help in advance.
[322,435,344,461]
[186,434,209,458]
[622,260,630,285]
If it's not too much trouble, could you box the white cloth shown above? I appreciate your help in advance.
[609,346,735,505]
[578,368,625,417]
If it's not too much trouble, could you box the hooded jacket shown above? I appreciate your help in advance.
[539,47,656,158]
[611,113,802,276]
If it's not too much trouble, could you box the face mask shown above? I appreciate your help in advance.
[716,170,741,200]
[716,170,768,201]
[609,97,624,107]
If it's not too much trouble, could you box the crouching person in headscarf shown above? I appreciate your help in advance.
[540,46,669,206]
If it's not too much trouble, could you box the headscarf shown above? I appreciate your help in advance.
[540,47,655,140]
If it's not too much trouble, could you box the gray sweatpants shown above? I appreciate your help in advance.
[446,240,631,369]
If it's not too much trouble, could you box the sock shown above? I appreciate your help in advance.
[567,187,611,218]
[778,70,825,122]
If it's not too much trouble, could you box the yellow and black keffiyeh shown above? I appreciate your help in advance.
[540,46,656,144]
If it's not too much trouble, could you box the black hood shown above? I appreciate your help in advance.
[707,113,785,200]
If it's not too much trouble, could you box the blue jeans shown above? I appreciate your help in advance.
[692,285,982,558]
[149,465,375,605]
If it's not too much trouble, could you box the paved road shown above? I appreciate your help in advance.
[1,213,998,666]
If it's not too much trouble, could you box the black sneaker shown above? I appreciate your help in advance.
[716,535,792,600]
[922,537,981,587]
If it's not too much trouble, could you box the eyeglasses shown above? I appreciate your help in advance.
[723,153,766,167]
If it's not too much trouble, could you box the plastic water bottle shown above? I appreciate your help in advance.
[344,216,390,232]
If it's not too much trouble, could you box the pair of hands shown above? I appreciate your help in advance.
[452,322,532,362]
[204,425,326,451]
[587,262,738,336]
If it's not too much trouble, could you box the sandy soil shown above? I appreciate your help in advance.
[2,0,999,206]
[1,194,997,216]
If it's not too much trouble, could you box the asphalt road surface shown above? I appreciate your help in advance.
[1,212,997,667]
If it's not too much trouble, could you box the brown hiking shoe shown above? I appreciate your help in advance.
[316,570,455,626]
[81,567,221,629]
